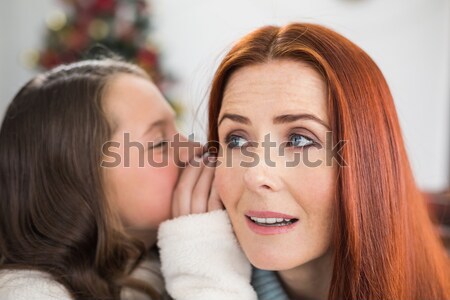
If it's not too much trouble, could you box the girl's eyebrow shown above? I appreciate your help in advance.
[140,114,175,139]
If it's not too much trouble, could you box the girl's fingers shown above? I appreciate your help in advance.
[191,161,215,214]
[173,156,204,216]
[172,191,180,218]
[208,179,224,212]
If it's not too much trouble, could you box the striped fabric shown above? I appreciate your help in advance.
[251,268,290,300]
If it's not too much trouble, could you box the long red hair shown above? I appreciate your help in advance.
[208,23,449,300]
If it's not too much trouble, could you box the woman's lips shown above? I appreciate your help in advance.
[245,210,297,219]
[245,210,299,235]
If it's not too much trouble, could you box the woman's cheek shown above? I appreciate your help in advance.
[215,163,233,208]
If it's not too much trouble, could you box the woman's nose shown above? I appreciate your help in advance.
[243,148,284,193]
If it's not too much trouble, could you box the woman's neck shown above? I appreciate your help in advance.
[277,248,333,300]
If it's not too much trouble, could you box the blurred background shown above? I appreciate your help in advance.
[0,0,449,196]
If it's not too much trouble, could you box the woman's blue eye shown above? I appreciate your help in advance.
[227,135,248,148]
[288,134,314,147]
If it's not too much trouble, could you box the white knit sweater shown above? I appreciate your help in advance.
[0,269,71,299]
[0,210,257,300]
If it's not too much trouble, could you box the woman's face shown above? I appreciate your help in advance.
[216,59,337,270]
[102,74,187,246]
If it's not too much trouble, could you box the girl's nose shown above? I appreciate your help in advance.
[172,133,203,166]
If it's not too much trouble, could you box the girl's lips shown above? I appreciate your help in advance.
[244,210,299,235]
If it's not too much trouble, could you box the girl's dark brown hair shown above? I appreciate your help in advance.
[208,23,450,300]
[0,59,160,299]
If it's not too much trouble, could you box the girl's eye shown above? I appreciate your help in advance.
[226,135,248,149]
[149,140,169,149]
[287,134,314,148]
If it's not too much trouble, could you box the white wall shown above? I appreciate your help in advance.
[0,0,56,117]
[0,0,449,190]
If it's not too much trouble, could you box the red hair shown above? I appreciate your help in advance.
[208,23,449,300]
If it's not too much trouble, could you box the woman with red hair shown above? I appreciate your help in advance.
[159,23,449,300]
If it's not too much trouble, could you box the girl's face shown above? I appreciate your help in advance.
[102,74,187,246]
[216,59,337,271]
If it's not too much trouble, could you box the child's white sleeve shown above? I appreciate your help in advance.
[157,210,257,300]
[0,270,72,300]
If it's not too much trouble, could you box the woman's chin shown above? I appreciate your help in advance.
[245,247,301,271]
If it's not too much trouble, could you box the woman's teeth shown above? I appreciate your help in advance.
[249,216,298,226]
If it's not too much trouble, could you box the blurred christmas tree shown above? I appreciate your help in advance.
[27,0,181,114]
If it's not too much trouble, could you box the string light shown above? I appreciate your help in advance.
[45,10,67,31]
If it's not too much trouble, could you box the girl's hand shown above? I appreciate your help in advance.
[159,154,257,300]
[172,154,224,218]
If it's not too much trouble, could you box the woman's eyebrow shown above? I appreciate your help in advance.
[218,113,251,126]
[273,113,330,130]
[218,112,330,130]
